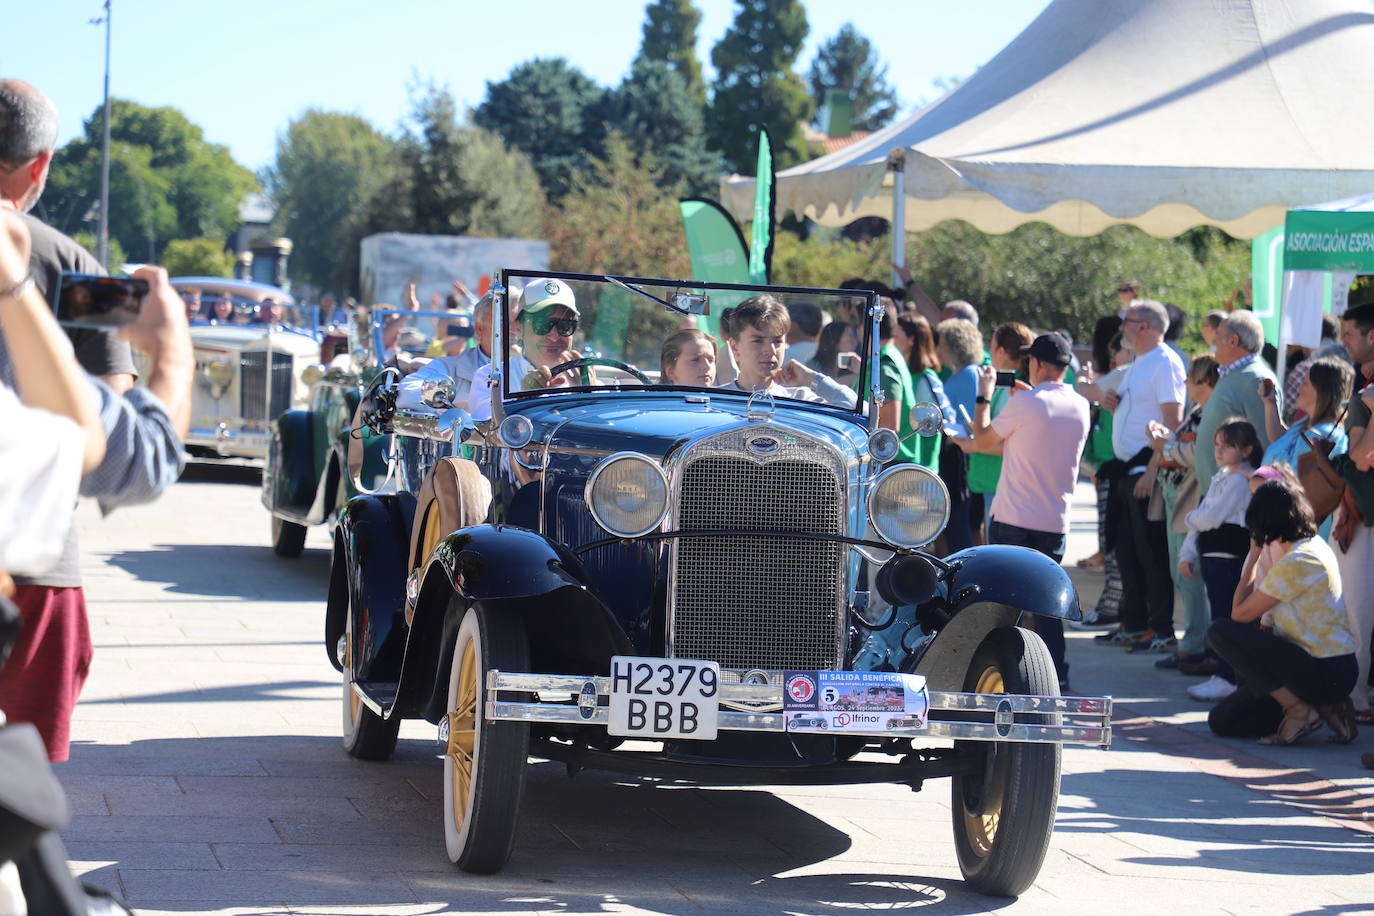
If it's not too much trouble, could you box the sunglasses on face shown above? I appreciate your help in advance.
[525,313,578,336]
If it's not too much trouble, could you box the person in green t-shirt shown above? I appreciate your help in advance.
[967,322,1035,539]
[891,311,959,470]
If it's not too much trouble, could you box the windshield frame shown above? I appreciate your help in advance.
[494,268,878,421]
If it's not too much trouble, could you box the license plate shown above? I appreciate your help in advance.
[607,656,719,740]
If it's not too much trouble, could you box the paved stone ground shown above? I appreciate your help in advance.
[52,465,1374,915]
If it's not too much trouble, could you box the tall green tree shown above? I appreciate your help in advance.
[807,24,899,132]
[634,0,706,108]
[40,99,257,262]
[264,109,396,295]
[605,60,716,196]
[708,0,812,174]
[473,59,607,199]
[380,86,545,239]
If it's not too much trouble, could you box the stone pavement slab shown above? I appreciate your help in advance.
[41,467,1374,914]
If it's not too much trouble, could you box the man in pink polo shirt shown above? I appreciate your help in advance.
[954,333,1090,689]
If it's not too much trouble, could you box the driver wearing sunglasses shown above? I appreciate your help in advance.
[467,278,582,421]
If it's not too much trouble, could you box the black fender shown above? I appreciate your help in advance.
[395,524,633,723]
[323,492,416,681]
[908,545,1079,694]
[265,409,320,522]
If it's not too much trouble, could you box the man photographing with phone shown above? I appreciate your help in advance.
[0,77,192,762]
[954,333,1090,690]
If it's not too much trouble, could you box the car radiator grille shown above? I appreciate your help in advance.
[670,429,846,672]
[240,352,293,421]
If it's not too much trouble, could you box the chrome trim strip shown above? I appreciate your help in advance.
[484,670,1112,748]
[486,700,1111,748]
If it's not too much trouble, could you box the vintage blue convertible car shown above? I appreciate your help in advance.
[325,270,1112,897]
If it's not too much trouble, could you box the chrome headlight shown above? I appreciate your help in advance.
[203,358,234,389]
[867,464,950,548]
[586,452,669,538]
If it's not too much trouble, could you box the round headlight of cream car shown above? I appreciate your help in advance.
[867,464,950,548]
[586,452,669,538]
[204,359,234,388]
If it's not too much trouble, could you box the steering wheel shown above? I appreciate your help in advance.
[547,357,652,386]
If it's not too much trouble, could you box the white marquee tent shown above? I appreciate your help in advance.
[721,0,1374,247]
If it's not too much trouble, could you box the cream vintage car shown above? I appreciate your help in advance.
[169,277,324,459]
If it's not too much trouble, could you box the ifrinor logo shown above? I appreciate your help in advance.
[786,674,815,703]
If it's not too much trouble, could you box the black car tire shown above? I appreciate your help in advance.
[340,604,401,761]
[950,626,1061,898]
[271,515,307,558]
[443,600,530,873]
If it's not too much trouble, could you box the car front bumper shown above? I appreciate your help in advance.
[484,671,1113,749]
[187,424,270,458]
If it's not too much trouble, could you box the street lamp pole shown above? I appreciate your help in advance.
[94,0,112,269]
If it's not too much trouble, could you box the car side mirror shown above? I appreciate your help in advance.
[437,406,474,444]
[911,402,943,437]
[421,377,457,410]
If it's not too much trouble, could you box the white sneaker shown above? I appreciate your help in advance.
[1187,675,1237,702]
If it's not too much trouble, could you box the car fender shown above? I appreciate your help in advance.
[264,409,319,521]
[324,493,416,681]
[396,524,634,723]
[908,545,1079,693]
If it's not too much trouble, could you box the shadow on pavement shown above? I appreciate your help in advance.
[78,679,336,705]
[61,734,1020,914]
[1056,767,1374,877]
[101,542,329,599]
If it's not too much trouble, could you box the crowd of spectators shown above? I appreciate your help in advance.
[837,268,1373,750]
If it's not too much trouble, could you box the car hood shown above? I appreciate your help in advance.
[511,392,870,462]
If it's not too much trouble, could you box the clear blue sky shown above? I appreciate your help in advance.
[7,1,1050,173]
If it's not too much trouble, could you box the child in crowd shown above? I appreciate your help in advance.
[1181,418,1265,702]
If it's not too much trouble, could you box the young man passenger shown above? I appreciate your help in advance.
[718,294,855,408]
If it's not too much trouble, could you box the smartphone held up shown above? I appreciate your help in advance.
[55,273,147,328]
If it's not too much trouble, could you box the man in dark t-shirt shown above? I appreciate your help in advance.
[1,77,190,761]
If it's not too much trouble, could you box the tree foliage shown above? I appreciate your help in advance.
[160,238,235,278]
[807,24,899,132]
[544,132,690,279]
[382,86,545,239]
[473,59,608,200]
[635,0,706,108]
[708,0,813,174]
[39,99,257,263]
[264,109,397,296]
[604,61,716,196]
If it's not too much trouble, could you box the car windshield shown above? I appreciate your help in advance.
[499,271,876,415]
[178,285,316,334]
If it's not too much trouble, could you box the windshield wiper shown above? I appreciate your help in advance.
[603,276,708,315]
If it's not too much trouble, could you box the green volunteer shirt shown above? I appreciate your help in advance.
[880,344,919,465]
[967,385,1009,495]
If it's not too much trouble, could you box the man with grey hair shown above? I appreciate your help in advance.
[397,292,494,411]
[0,77,190,762]
[941,299,979,325]
[1099,298,1186,652]
[1195,309,1275,492]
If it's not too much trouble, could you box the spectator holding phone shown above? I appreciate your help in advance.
[955,333,1091,689]
[0,78,191,762]
[0,208,105,581]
